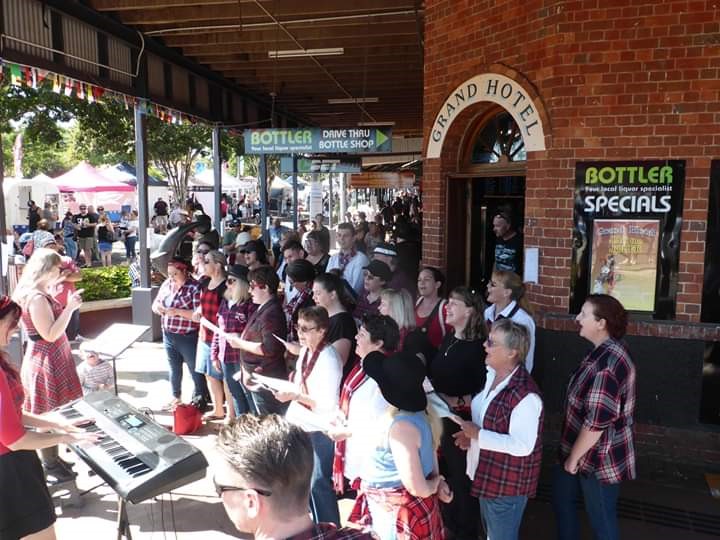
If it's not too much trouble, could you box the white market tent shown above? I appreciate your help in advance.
[3,176,60,231]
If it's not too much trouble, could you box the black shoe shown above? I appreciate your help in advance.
[44,461,77,485]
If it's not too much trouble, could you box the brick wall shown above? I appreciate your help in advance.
[423,0,720,322]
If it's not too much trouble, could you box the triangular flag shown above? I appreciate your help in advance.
[52,74,61,93]
[86,83,94,103]
[76,81,84,99]
[64,77,73,96]
[95,87,105,101]
[10,64,22,86]
[37,69,48,85]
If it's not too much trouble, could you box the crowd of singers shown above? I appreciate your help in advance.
[1,216,636,540]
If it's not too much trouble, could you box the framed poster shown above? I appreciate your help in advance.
[590,219,660,311]
[571,160,685,318]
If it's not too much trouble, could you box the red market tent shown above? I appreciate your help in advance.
[52,162,135,192]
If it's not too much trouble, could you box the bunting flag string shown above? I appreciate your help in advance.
[2,59,213,128]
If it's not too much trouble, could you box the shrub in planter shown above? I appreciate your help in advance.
[77,266,132,302]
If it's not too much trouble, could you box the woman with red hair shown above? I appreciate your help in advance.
[552,294,636,540]
[0,296,98,539]
[152,258,209,409]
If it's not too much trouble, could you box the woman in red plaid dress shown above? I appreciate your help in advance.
[12,248,84,480]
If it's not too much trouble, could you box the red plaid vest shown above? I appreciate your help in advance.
[470,366,543,499]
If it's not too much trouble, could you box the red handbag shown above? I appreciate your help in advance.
[173,403,202,435]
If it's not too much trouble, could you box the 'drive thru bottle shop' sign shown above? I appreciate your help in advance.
[243,128,392,154]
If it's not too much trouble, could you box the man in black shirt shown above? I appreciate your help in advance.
[153,197,169,233]
[73,204,97,267]
[312,213,331,254]
[27,200,41,232]
[492,208,523,274]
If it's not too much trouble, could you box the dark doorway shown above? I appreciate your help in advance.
[446,177,525,291]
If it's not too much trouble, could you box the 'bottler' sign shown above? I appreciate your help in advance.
[244,128,391,154]
[571,160,685,318]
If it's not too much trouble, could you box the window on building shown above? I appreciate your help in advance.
[470,112,527,164]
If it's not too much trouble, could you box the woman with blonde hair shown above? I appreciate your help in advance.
[193,249,227,420]
[12,248,84,482]
[379,288,416,347]
[211,264,257,419]
[484,269,536,373]
[351,347,451,539]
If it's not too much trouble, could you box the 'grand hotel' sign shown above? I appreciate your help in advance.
[426,73,547,159]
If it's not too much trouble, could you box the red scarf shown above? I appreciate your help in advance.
[297,342,325,401]
[332,361,369,493]
[338,248,357,271]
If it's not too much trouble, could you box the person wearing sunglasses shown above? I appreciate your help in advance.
[453,318,543,540]
[227,265,288,415]
[211,264,257,421]
[215,414,373,539]
[273,306,342,526]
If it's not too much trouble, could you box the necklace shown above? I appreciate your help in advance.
[444,336,463,357]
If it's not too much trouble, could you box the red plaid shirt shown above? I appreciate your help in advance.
[286,523,376,539]
[211,299,256,364]
[198,278,226,344]
[154,277,202,335]
[350,484,445,540]
[559,338,636,484]
[470,365,543,499]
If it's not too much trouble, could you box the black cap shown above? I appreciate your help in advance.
[363,260,392,283]
[227,264,249,281]
[364,350,427,412]
[239,239,262,254]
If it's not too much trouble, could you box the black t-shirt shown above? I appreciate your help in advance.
[428,333,487,397]
[494,232,523,274]
[28,208,41,232]
[327,311,358,376]
[311,253,330,275]
[73,213,98,238]
[154,200,168,216]
[97,225,112,242]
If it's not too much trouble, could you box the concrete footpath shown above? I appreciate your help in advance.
[51,339,720,539]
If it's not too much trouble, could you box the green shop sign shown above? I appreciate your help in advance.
[244,128,392,154]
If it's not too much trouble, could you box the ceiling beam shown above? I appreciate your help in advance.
[118,2,417,26]
[161,23,418,46]
[92,0,237,10]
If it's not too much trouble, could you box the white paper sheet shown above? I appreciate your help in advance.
[524,247,539,284]
[250,373,297,394]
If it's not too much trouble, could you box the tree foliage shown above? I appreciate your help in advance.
[0,79,219,203]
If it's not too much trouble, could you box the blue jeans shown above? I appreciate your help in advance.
[240,385,287,416]
[125,236,137,258]
[479,495,528,540]
[309,431,340,525]
[64,237,77,260]
[220,362,250,416]
[552,465,621,540]
[163,331,209,400]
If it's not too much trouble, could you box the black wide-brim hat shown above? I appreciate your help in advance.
[364,350,427,412]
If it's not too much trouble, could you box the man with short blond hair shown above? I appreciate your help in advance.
[216,415,375,539]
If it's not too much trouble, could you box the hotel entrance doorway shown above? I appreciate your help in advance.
[446,177,525,291]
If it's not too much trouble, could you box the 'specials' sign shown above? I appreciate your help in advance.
[571,160,685,318]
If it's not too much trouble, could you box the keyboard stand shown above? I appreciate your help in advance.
[116,497,133,540]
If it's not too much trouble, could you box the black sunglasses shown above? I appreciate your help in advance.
[213,476,271,497]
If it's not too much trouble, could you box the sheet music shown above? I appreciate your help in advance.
[250,373,297,394]
[89,323,150,358]
[199,317,230,339]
